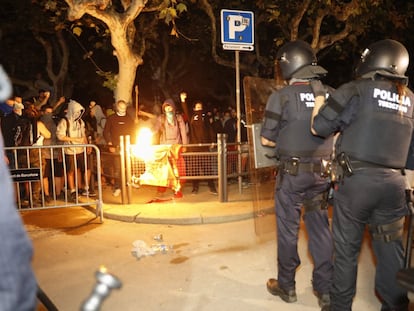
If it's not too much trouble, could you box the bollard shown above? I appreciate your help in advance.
[125,135,132,203]
[217,133,228,202]
[119,136,128,204]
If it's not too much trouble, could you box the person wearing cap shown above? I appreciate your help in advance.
[103,100,136,197]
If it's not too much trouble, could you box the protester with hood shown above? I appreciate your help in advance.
[154,98,188,145]
[89,100,107,145]
[152,98,188,198]
[57,99,89,202]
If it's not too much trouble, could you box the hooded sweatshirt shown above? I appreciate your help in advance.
[56,99,86,155]
[90,104,107,143]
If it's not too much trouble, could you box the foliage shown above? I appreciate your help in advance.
[97,71,118,91]
[3,0,414,105]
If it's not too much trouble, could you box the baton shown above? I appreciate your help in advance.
[405,192,414,269]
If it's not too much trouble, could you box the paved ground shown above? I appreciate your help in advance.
[20,181,414,310]
[97,181,264,225]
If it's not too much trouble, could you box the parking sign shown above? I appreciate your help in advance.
[221,9,254,51]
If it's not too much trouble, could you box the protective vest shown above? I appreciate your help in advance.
[267,83,334,159]
[337,79,414,168]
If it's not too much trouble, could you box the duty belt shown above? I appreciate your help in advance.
[350,160,398,171]
[282,158,325,176]
[333,154,401,182]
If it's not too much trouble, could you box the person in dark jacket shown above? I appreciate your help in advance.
[311,39,413,311]
[261,40,334,311]
[103,100,136,196]
[188,100,217,195]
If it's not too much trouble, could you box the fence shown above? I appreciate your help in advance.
[101,133,250,204]
[5,144,103,222]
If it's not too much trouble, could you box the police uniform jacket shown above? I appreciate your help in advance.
[261,81,334,162]
[313,74,414,168]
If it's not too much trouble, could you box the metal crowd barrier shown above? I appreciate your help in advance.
[5,144,103,222]
[100,134,250,204]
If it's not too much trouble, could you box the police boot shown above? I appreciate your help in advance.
[266,278,297,303]
[315,291,330,311]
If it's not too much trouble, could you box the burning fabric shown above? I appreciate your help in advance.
[138,144,184,193]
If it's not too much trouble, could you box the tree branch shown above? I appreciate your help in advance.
[290,0,311,41]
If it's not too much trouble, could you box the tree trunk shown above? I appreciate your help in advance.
[64,0,146,105]
[111,28,141,104]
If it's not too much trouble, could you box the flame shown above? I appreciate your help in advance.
[131,127,155,161]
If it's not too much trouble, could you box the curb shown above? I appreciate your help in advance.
[99,204,273,225]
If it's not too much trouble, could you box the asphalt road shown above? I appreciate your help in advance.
[21,206,412,311]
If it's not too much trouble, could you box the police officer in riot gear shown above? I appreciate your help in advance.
[261,40,334,311]
[311,39,414,310]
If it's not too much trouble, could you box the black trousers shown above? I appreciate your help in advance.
[331,168,409,310]
[275,171,333,294]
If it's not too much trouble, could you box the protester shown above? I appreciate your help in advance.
[188,100,217,195]
[56,99,89,202]
[39,104,64,201]
[89,100,107,145]
[152,98,188,198]
[103,100,136,197]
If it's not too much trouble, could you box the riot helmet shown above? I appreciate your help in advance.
[355,39,409,78]
[276,40,318,80]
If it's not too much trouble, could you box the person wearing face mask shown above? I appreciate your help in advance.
[103,100,136,197]
[154,99,188,145]
[188,100,217,195]
[57,99,89,202]
[1,101,31,169]
[152,98,189,198]
[39,104,64,201]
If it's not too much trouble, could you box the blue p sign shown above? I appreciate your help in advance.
[221,9,254,51]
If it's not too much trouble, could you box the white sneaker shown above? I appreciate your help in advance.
[112,188,121,197]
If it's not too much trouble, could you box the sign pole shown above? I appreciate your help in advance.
[235,50,242,193]
[221,9,254,193]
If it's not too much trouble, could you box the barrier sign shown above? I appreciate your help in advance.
[10,168,41,182]
[221,9,254,51]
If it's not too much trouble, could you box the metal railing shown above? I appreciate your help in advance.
[101,134,250,204]
[5,144,103,222]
